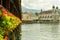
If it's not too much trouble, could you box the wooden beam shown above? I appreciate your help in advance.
[0,0,2,5]
[11,0,21,19]
[18,0,21,19]
[6,0,10,10]
[10,2,14,14]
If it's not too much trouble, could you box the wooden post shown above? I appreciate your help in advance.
[17,0,21,19]
[0,0,1,4]
[10,2,14,14]
[0,0,2,5]
[9,0,21,40]
[6,0,10,10]
[13,0,21,40]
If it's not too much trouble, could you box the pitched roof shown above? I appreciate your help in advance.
[40,10,52,14]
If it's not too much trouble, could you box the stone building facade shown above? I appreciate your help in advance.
[39,6,59,22]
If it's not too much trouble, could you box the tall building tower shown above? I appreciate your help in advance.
[56,6,58,12]
[41,9,42,12]
[52,5,55,13]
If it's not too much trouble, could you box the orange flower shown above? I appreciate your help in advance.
[3,36,8,40]
[2,11,7,16]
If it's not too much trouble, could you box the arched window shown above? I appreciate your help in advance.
[44,16,45,18]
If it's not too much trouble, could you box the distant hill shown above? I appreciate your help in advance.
[22,6,40,13]
[22,6,60,14]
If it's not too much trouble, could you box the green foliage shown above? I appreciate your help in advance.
[0,34,3,40]
[2,15,10,21]
[0,6,20,40]
[0,11,16,39]
[0,15,16,30]
[35,12,38,16]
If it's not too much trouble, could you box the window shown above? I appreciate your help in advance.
[50,16,52,18]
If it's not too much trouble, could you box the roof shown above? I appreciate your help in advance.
[40,10,53,14]
[40,9,60,14]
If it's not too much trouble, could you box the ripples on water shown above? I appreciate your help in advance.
[21,23,60,40]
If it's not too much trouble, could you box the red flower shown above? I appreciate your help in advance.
[3,36,8,40]
[7,13,13,16]
[2,11,7,16]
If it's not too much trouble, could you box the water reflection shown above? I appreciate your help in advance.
[22,23,60,40]
[51,23,60,40]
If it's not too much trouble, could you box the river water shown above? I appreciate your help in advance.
[21,23,60,40]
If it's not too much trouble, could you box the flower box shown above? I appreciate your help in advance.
[0,5,21,40]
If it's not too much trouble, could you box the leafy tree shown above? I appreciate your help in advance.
[35,12,38,16]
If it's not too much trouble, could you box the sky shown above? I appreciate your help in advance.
[21,0,60,10]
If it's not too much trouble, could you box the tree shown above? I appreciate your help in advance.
[35,12,38,16]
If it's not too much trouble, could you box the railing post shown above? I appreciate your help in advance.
[0,0,2,5]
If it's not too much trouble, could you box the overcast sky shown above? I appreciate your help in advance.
[21,0,60,10]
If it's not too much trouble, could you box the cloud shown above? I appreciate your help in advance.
[21,0,60,10]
